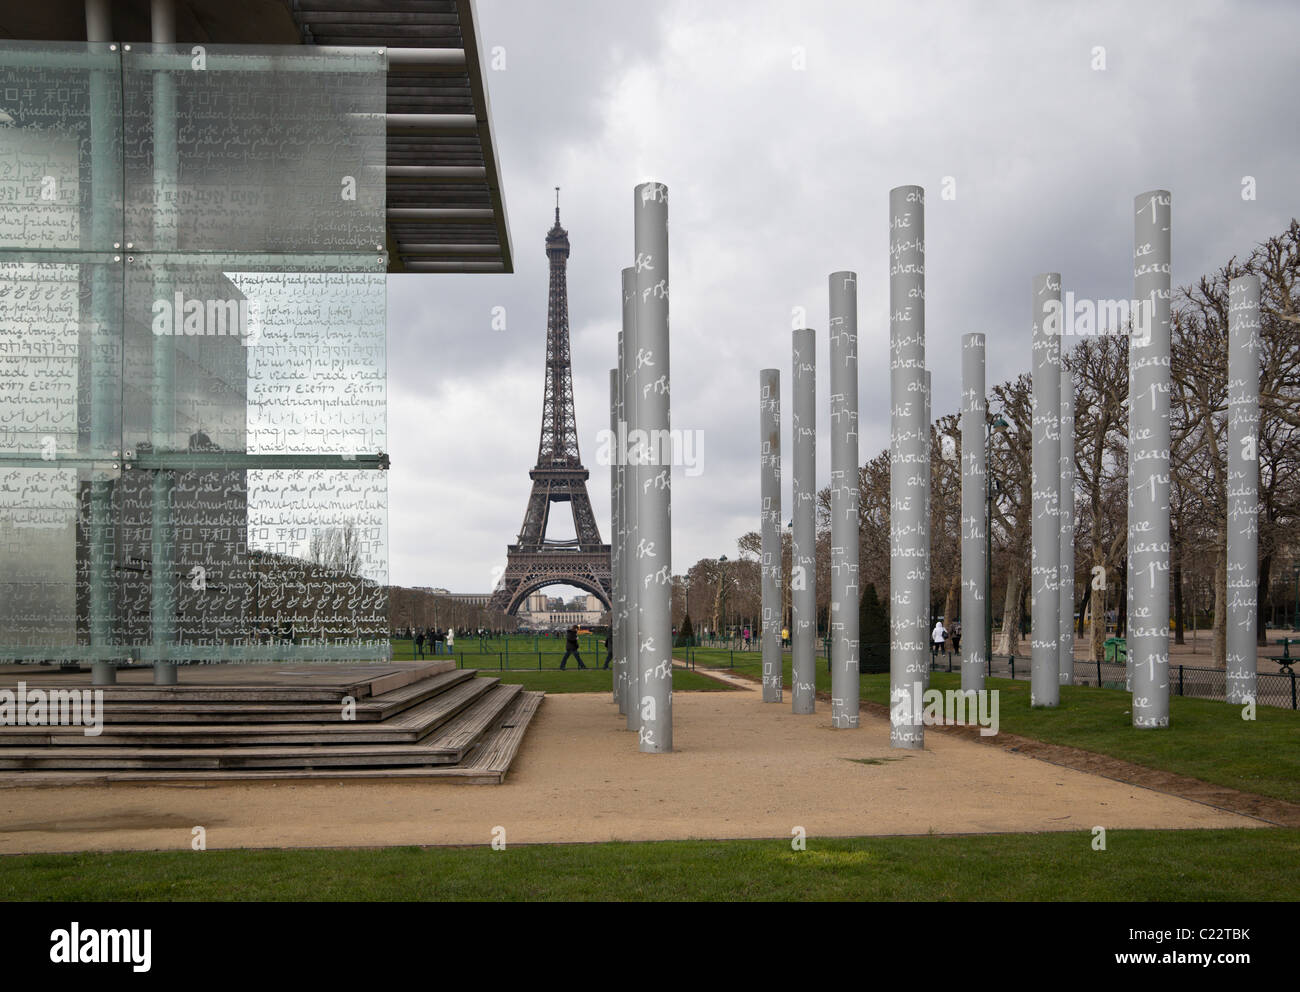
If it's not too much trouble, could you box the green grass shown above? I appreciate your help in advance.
[2,829,1295,900]
[392,634,611,665]
[389,637,727,693]
[488,668,728,694]
[679,651,1300,804]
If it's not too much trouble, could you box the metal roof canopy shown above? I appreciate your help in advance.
[0,0,513,274]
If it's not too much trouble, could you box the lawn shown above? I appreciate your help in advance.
[2,828,1295,901]
[679,650,1300,804]
[489,668,727,694]
[390,636,729,693]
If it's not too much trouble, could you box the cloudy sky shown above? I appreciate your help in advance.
[385,0,1298,595]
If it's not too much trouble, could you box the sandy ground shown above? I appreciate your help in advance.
[0,680,1263,855]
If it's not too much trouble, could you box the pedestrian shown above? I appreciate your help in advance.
[560,625,587,670]
[447,628,455,655]
[414,630,425,659]
[952,621,962,657]
[931,619,947,660]
[781,625,789,649]
[603,630,612,669]
[742,626,751,650]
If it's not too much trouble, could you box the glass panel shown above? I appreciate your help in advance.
[123,253,387,457]
[0,253,123,462]
[122,45,386,253]
[247,467,389,650]
[0,43,390,666]
[106,467,388,661]
[0,42,124,252]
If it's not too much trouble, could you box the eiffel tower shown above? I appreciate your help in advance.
[488,192,612,616]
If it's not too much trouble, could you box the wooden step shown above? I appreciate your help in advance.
[94,669,478,724]
[0,684,527,771]
[0,661,454,704]
[0,676,499,747]
[0,691,543,785]
[438,690,544,784]
[0,691,544,785]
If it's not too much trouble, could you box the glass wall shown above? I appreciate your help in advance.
[0,43,389,663]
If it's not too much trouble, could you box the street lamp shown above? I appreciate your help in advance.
[986,411,1010,666]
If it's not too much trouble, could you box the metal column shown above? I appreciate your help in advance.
[1031,272,1061,707]
[889,185,925,748]
[829,272,860,729]
[1226,274,1260,704]
[610,367,622,708]
[86,0,117,686]
[620,267,639,729]
[961,333,986,694]
[759,369,782,703]
[1130,191,1172,728]
[633,183,671,753]
[150,0,179,685]
[791,328,816,713]
[1059,357,1075,686]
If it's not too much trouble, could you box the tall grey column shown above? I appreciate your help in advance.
[151,3,179,685]
[791,328,817,713]
[922,368,931,690]
[1030,273,1062,707]
[760,370,783,703]
[960,333,986,693]
[829,271,860,729]
[610,367,622,709]
[1226,274,1260,704]
[86,0,116,686]
[1059,359,1076,685]
[633,182,672,753]
[888,185,925,748]
[620,267,639,729]
[1130,190,1172,729]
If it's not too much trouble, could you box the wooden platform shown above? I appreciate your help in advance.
[0,662,543,785]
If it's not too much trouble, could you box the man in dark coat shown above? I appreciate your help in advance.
[560,625,587,670]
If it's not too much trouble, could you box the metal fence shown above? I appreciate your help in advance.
[926,651,1298,710]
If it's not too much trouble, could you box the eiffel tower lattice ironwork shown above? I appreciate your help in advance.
[488,193,612,615]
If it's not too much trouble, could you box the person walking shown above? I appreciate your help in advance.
[951,621,962,657]
[446,628,455,655]
[742,626,752,651]
[931,619,947,660]
[602,629,612,669]
[414,630,425,659]
[560,625,587,670]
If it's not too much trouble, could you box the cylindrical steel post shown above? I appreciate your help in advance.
[1031,273,1062,706]
[620,267,639,728]
[889,185,925,748]
[961,333,987,693]
[760,369,783,703]
[1226,274,1260,704]
[151,7,180,686]
[922,368,931,690]
[791,328,817,713]
[829,272,860,729]
[609,366,621,707]
[1130,190,1172,728]
[633,182,671,753]
[87,4,116,685]
[1059,357,1075,686]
